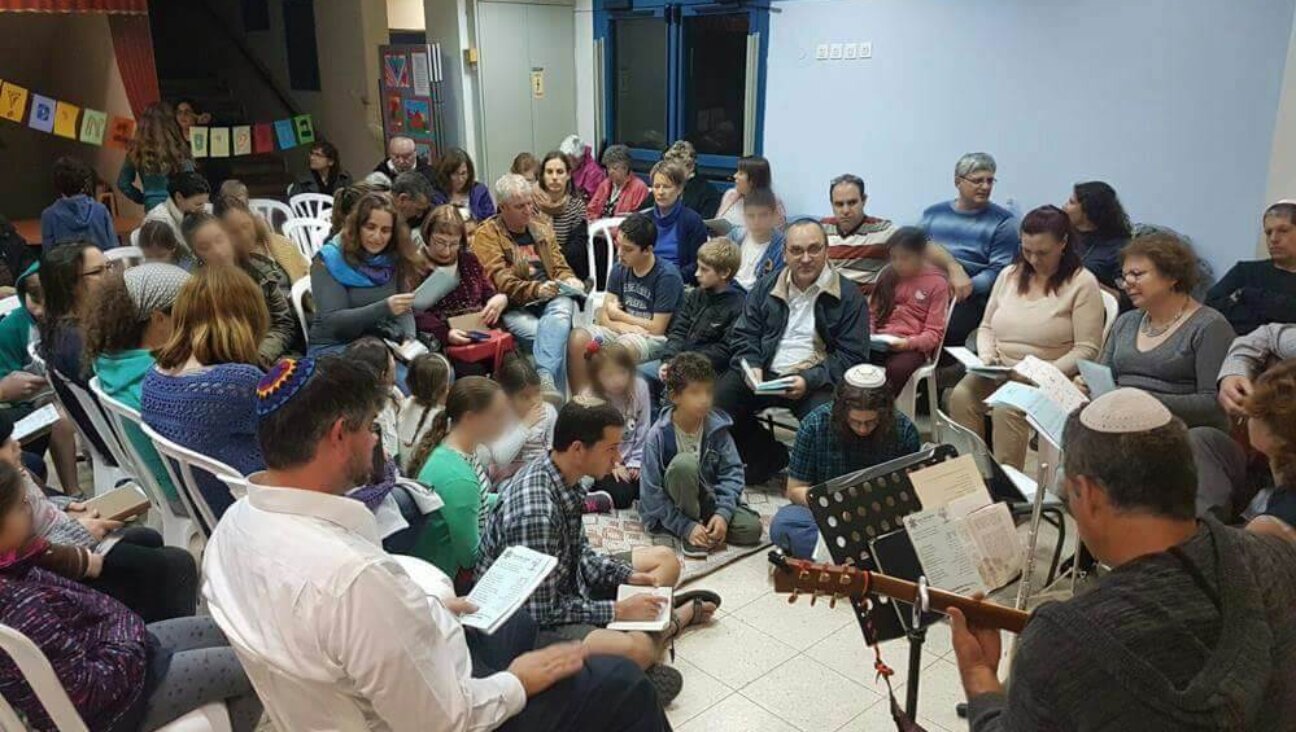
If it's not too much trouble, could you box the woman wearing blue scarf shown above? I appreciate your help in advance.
[648,160,708,285]
[308,193,423,353]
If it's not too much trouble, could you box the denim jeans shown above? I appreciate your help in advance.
[501,296,576,391]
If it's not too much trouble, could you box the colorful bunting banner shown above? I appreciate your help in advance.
[0,76,315,157]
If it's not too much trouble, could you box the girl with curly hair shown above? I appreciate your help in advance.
[116,103,195,210]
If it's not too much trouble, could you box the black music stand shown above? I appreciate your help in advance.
[803,444,964,719]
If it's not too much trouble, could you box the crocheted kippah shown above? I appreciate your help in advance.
[1079,388,1172,434]
[844,364,887,390]
[257,357,316,418]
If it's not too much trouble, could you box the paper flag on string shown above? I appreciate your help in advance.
[53,101,79,139]
[107,116,135,149]
[293,114,314,144]
[28,95,54,133]
[79,109,107,146]
[209,127,230,158]
[273,119,296,149]
[232,125,252,156]
[0,81,27,123]
[189,126,209,157]
[253,123,273,153]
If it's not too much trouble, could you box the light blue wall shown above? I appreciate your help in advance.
[764,0,1296,275]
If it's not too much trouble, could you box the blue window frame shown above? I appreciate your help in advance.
[595,0,770,179]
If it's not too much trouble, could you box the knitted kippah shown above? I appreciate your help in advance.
[1275,198,1296,206]
[571,394,605,408]
[257,358,316,418]
[844,364,887,390]
[124,263,190,321]
[1079,388,1172,434]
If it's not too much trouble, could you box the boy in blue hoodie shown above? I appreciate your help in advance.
[40,157,117,253]
[639,351,761,557]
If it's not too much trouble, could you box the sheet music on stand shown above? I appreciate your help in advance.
[805,444,963,641]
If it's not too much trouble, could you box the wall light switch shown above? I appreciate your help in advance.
[859,41,873,59]
[829,43,844,60]
[815,44,829,60]
[843,42,858,60]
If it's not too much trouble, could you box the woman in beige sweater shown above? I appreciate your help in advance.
[949,205,1105,468]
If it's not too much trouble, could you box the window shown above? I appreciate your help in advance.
[282,0,321,92]
[597,1,770,170]
[242,0,270,32]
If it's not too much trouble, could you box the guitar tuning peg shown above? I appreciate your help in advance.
[810,590,819,607]
[829,592,839,609]
[787,589,799,604]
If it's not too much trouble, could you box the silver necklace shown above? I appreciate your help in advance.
[1140,299,1189,338]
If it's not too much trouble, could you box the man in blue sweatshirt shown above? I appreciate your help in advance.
[919,152,1019,349]
[40,157,117,252]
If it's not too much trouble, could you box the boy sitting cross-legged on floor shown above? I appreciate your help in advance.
[639,352,763,558]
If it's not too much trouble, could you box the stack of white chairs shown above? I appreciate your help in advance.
[575,217,625,328]
[283,218,330,260]
[289,192,334,222]
[249,198,295,235]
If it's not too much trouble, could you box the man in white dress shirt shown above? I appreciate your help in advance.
[202,355,668,731]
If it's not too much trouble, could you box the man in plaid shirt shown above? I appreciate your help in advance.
[478,397,715,676]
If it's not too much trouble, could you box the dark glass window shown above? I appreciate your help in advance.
[681,13,748,157]
[283,0,321,92]
[612,17,669,150]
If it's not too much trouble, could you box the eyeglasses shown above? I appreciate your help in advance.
[786,244,826,260]
[959,176,997,187]
[1116,269,1151,290]
[431,234,462,249]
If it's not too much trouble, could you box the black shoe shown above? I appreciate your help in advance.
[680,538,710,559]
[645,664,684,705]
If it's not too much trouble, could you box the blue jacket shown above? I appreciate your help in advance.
[40,196,116,252]
[432,182,496,223]
[639,407,747,538]
[647,202,708,284]
[729,267,871,392]
[726,226,785,282]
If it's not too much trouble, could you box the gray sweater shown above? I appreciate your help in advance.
[1101,306,1234,430]
[970,519,1296,730]
[307,260,415,349]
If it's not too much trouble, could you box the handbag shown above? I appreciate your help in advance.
[445,330,516,373]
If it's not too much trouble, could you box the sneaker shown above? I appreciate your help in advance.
[583,490,614,514]
[680,538,710,559]
[645,664,684,705]
[538,372,564,408]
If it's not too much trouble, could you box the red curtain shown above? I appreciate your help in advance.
[108,13,158,117]
[0,0,147,12]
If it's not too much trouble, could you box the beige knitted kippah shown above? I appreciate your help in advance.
[844,364,887,389]
[1079,388,1173,434]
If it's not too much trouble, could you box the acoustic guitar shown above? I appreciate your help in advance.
[768,551,1030,634]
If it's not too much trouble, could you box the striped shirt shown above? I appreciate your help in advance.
[823,215,898,292]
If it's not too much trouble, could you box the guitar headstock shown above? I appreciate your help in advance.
[767,550,870,608]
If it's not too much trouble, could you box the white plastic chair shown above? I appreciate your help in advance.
[895,295,957,437]
[46,368,128,496]
[1100,289,1120,344]
[0,624,231,732]
[283,218,330,260]
[91,377,200,554]
[104,245,144,270]
[291,277,313,347]
[289,192,334,221]
[140,422,245,538]
[577,217,625,328]
[249,198,295,234]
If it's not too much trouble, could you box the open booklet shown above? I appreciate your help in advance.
[980,355,1092,448]
[741,358,797,394]
[606,586,674,632]
[870,334,904,351]
[900,454,1022,594]
[14,404,59,445]
[1078,359,1117,398]
[460,546,557,634]
[945,347,1012,376]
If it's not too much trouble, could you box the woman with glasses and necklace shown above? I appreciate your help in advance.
[1078,231,1235,430]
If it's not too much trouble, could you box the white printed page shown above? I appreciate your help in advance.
[908,454,992,512]
[1013,355,1088,414]
[956,502,1023,590]
[903,508,987,596]
[462,546,556,632]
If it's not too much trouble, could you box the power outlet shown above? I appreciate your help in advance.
[843,42,858,60]
[829,43,844,60]
[859,41,873,59]
[815,43,829,61]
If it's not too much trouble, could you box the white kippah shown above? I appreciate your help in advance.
[571,394,606,408]
[1079,388,1173,434]
[844,364,887,390]
[1276,198,1296,206]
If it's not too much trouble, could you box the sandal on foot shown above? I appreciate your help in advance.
[645,664,684,705]
[673,589,721,611]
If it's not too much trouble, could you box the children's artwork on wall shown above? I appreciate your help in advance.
[28,94,54,133]
[107,116,135,149]
[189,126,209,157]
[209,127,230,158]
[253,123,274,153]
[53,101,79,139]
[384,52,410,88]
[403,98,431,136]
[294,114,315,144]
[0,81,28,123]
[387,94,404,132]
[233,125,252,156]
[274,119,296,150]
[415,143,432,162]
[79,109,107,146]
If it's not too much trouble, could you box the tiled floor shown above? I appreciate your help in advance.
[667,550,975,732]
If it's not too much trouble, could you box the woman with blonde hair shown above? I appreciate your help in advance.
[117,102,195,210]
[140,265,269,521]
[308,192,423,353]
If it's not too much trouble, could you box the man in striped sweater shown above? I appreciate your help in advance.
[821,174,897,294]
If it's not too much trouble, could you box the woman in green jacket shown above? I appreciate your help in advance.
[411,376,511,588]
